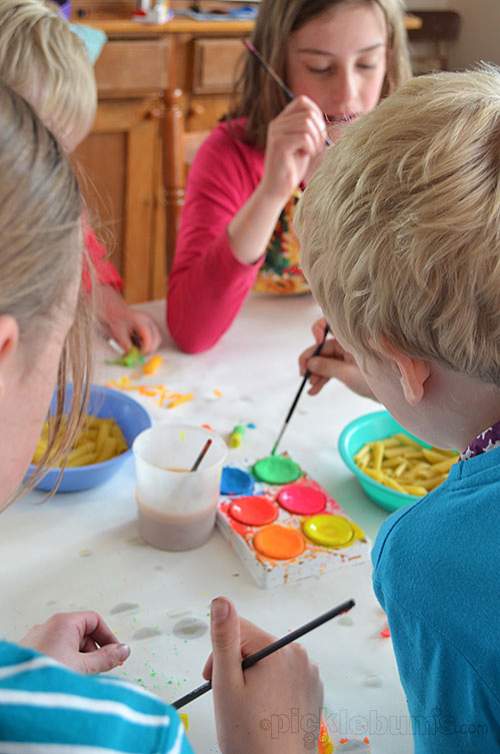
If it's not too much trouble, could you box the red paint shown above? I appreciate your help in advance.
[277,484,327,515]
[380,627,391,639]
[230,520,251,537]
[229,496,278,527]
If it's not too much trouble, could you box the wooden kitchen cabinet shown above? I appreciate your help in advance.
[74,16,251,301]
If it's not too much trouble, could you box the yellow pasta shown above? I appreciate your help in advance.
[354,433,459,497]
[32,415,128,468]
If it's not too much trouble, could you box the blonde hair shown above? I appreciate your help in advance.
[231,0,412,148]
[296,66,500,386]
[0,82,92,491]
[0,0,96,148]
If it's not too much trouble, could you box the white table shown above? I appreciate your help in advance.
[0,295,412,753]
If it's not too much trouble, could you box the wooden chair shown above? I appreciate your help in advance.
[163,90,211,275]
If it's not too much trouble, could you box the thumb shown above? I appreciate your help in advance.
[81,643,130,674]
[210,597,243,689]
[109,321,132,353]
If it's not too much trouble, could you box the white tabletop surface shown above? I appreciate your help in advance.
[0,295,412,754]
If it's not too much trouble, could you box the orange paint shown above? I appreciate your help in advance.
[253,524,305,560]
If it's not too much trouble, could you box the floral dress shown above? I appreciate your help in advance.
[254,188,310,295]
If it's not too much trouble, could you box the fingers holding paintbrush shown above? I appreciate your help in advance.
[243,39,333,147]
[299,318,376,399]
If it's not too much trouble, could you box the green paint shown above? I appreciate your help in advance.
[110,346,145,368]
[253,455,302,485]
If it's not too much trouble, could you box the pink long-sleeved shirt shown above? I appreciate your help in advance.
[167,120,266,354]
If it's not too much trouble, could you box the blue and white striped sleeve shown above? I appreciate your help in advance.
[0,642,194,754]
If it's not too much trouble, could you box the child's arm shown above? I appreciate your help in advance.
[206,598,324,754]
[167,127,263,354]
[168,99,326,355]
[299,318,375,399]
[84,225,161,353]
[2,631,192,754]
[226,97,327,267]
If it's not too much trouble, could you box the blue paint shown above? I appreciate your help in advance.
[221,467,254,496]
[246,422,257,429]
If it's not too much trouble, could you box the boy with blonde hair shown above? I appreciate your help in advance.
[297,66,500,753]
[0,0,161,353]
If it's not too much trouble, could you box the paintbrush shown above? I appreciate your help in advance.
[271,324,330,456]
[172,598,355,710]
[191,438,213,472]
[243,39,333,147]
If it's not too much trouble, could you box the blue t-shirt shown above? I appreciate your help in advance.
[0,641,193,753]
[372,446,500,753]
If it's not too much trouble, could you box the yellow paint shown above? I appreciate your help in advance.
[228,433,242,448]
[319,719,334,753]
[143,355,164,375]
[166,392,194,409]
[303,515,355,549]
[180,713,189,731]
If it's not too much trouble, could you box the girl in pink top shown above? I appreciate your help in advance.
[168,0,411,353]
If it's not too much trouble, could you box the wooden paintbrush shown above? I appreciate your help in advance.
[271,324,330,456]
[243,39,333,147]
[172,598,355,710]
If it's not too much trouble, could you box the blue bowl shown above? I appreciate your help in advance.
[338,410,431,513]
[27,385,151,493]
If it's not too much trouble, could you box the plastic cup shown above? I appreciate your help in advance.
[133,424,227,551]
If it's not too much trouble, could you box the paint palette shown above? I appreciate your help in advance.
[217,460,370,588]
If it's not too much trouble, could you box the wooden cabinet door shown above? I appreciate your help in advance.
[74,98,165,303]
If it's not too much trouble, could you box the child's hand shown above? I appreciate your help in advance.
[204,597,323,754]
[299,318,375,399]
[19,611,130,674]
[97,284,162,354]
[261,96,327,204]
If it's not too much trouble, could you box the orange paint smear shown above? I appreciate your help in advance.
[106,377,193,410]
[253,524,305,560]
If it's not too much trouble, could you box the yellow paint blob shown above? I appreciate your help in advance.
[303,515,355,549]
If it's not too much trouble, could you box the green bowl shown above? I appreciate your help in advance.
[338,410,431,513]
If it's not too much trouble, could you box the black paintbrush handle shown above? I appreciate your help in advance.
[243,40,332,146]
[171,597,354,710]
[271,324,330,455]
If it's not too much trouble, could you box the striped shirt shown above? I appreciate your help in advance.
[0,642,193,754]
